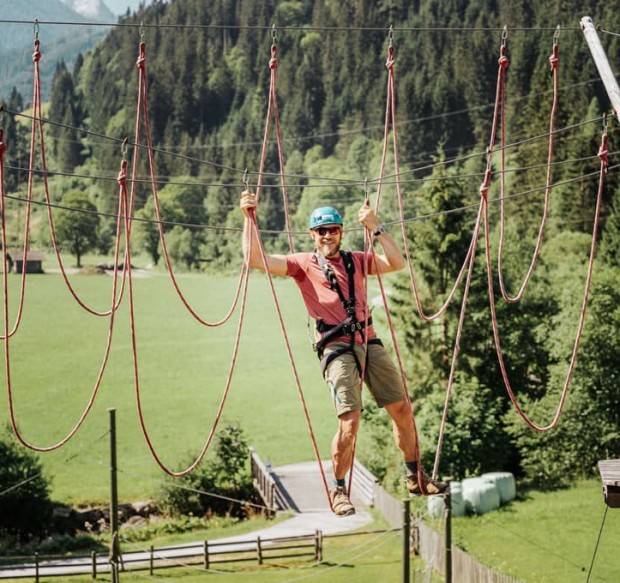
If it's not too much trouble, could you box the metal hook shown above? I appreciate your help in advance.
[33,19,39,41]
[501,25,508,46]
[243,168,250,190]
[602,112,608,135]
[388,24,394,47]
[553,24,561,44]
[140,20,145,41]
[271,23,277,43]
[363,176,369,204]
[121,137,128,162]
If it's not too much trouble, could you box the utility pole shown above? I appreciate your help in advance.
[109,408,120,583]
[581,16,620,117]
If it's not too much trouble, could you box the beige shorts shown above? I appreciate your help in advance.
[322,341,406,416]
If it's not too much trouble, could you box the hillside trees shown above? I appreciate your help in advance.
[55,190,100,267]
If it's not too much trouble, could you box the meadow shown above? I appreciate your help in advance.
[1,265,619,581]
[0,264,343,503]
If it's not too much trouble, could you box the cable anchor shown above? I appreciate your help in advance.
[243,168,250,191]
[33,19,39,41]
[501,25,508,46]
[388,24,394,47]
[271,23,277,44]
[121,137,128,162]
[553,24,561,45]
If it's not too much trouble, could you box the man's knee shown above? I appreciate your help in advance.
[338,410,361,438]
[386,398,412,422]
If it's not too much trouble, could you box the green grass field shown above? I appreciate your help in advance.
[1,268,619,581]
[1,268,342,503]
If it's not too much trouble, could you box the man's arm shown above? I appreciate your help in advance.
[240,191,288,276]
[358,201,406,274]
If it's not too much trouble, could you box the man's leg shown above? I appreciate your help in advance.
[384,399,447,496]
[329,409,359,516]
[332,409,361,480]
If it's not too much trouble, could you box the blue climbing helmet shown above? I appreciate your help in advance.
[309,206,343,230]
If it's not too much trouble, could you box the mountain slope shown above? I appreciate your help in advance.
[0,0,110,101]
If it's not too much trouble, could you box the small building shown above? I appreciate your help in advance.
[6,250,45,274]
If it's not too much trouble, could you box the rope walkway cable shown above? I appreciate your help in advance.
[29,36,130,318]
[496,29,560,303]
[127,41,254,476]
[484,121,609,432]
[379,36,476,324]
[133,40,246,328]
[2,149,129,452]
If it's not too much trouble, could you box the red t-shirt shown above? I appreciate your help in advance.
[286,251,376,345]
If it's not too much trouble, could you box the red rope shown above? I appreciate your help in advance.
[254,42,294,252]
[3,152,129,451]
[484,126,607,431]
[33,39,130,317]
[133,42,246,327]
[497,37,559,303]
[129,40,252,475]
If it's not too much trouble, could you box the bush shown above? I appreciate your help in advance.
[157,424,257,519]
[0,429,54,540]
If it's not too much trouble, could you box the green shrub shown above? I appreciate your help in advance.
[0,429,54,541]
[157,424,257,518]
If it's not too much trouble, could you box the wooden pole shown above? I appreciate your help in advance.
[581,16,620,117]
[444,481,452,583]
[109,408,120,583]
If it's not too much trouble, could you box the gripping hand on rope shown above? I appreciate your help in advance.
[240,190,287,276]
[359,201,406,275]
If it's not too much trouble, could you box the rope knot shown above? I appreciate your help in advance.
[498,54,509,69]
[385,45,395,71]
[479,169,492,200]
[136,42,146,69]
[32,40,41,63]
[269,44,278,70]
[549,45,559,70]
[598,134,609,174]
[117,160,128,186]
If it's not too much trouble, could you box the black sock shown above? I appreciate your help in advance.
[333,478,346,488]
[405,460,418,477]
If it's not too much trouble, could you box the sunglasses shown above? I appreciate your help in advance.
[315,226,342,236]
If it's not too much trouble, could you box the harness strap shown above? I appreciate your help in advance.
[319,338,383,377]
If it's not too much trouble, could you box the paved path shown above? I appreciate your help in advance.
[0,461,372,578]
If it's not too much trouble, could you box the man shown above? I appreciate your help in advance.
[240,191,447,516]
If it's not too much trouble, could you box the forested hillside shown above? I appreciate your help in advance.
[2,0,619,487]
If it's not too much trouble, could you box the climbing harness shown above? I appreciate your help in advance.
[312,250,379,377]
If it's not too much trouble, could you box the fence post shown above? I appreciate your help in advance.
[34,552,39,583]
[149,545,154,576]
[444,480,452,583]
[403,499,410,583]
[204,540,209,570]
[109,408,120,583]
[316,529,323,562]
[257,536,263,565]
[91,550,97,579]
